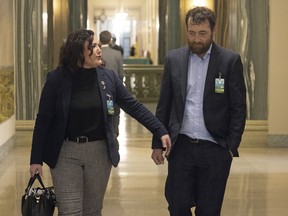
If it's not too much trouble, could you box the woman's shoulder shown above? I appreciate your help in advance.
[96,67,122,88]
[97,66,113,73]
[97,67,117,78]
[45,67,67,84]
[48,67,62,76]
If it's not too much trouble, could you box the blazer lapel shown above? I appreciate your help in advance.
[96,68,108,125]
[180,46,190,103]
[204,43,220,98]
[61,70,72,122]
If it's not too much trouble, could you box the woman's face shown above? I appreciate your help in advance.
[83,37,102,68]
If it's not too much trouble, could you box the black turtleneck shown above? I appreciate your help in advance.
[66,67,106,140]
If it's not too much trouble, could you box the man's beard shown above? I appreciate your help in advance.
[189,41,211,56]
[188,40,213,55]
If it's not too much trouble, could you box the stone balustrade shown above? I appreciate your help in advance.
[123,64,164,102]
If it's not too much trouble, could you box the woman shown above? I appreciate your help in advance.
[29,29,171,216]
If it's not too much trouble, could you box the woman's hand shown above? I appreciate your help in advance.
[30,164,43,177]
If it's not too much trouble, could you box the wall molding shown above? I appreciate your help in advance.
[15,120,270,147]
[0,135,15,162]
[241,120,268,147]
[16,120,35,131]
[267,134,288,147]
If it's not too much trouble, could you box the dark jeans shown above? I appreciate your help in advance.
[165,135,232,216]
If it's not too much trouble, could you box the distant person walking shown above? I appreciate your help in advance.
[100,30,124,136]
[110,33,124,55]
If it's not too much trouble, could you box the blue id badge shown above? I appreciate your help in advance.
[106,94,114,115]
[215,72,224,93]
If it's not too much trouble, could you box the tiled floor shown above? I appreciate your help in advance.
[1,109,288,215]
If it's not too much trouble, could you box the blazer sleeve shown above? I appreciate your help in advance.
[151,54,173,149]
[112,72,168,139]
[227,54,246,155]
[30,72,58,165]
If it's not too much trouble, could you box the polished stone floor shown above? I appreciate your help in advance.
[1,108,288,215]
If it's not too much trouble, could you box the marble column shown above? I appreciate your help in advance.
[68,0,87,33]
[158,0,181,64]
[166,0,181,51]
[15,0,88,120]
[158,0,167,64]
[214,0,269,120]
[15,0,44,120]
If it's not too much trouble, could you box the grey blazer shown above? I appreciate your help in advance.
[152,43,246,156]
[101,46,124,81]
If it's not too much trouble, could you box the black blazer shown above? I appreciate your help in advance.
[152,43,246,156]
[30,67,168,168]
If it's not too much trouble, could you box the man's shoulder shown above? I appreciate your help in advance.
[212,43,240,57]
[166,45,189,59]
[111,44,122,50]
[111,44,124,55]
[168,45,188,54]
[103,46,121,55]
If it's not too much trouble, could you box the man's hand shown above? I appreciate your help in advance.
[160,134,171,157]
[151,149,165,165]
[151,134,171,165]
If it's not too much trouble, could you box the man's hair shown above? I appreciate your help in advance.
[99,30,112,45]
[60,29,94,73]
[185,7,216,30]
[111,33,117,43]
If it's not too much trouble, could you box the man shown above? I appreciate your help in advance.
[151,7,246,216]
[100,30,124,136]
[110,33,124,56]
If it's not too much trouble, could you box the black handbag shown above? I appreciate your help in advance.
[21,173,57,216]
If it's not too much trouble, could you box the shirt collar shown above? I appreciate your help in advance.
[101,44,109,48]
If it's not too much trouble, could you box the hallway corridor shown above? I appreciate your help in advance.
[1,107,288,215]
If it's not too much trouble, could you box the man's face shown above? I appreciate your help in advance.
[187,18,215,57]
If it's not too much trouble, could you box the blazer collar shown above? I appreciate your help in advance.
[95,67,108,125]
[180,43,220,100]
[204,42,221,98]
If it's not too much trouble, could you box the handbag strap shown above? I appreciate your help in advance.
[25,173,47,193]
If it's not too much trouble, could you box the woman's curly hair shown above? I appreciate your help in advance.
[60,29,94,73]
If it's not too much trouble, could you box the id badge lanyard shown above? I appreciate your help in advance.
[215,72,224,93]
[106,94,115,115]
[101,80,115,115]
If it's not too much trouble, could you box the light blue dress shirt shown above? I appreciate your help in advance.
[180,44,216,143]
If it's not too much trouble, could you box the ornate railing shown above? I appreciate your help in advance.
[123,64,164,102]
